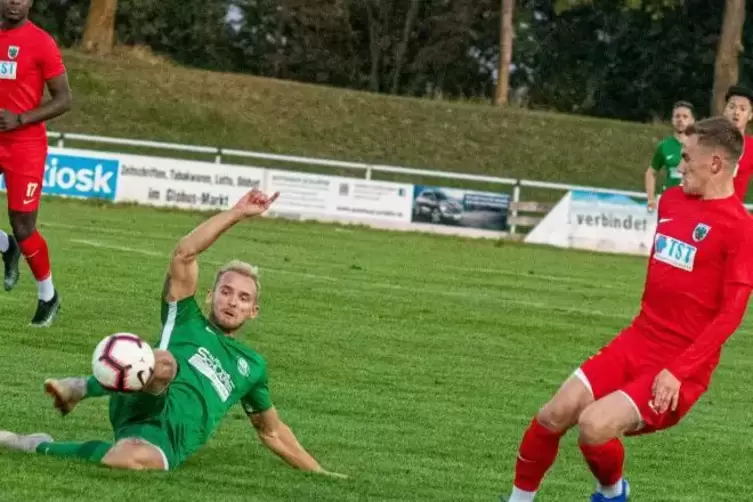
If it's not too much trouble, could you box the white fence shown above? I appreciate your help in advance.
[46,130,654,237]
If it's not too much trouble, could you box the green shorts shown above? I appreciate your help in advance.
[108,391,192,471]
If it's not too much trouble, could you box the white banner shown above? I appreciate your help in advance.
[525,190,656,256]
[35,147,506,240]
[265,170,413,223]
[117,157,263,212]
[46,147,264,212]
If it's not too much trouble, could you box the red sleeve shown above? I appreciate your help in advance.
[667,227,753,380]
[38,33,66,81]
[734,139,753,201]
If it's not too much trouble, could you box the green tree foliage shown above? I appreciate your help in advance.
[27,0,753,123]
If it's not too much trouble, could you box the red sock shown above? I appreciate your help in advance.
[513,418,566,492]
[18,230,51,281]
[579,439,625,487]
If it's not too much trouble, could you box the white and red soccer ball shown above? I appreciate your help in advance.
[92,333,156,392]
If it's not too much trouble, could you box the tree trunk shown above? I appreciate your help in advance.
[712,0,746,116]
[390,0,421,94]
[494,0,515,106]
[364,0,381,92]
[81,0,118,55]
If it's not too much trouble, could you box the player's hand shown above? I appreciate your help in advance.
[647,199,657,213]
[651,369,681,415]
[0,109,21,132]
[231,188,280,218]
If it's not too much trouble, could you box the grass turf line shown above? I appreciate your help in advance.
[0,196,750,501]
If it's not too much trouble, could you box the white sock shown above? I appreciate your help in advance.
[38,275,55,302]
[0,230,9,253]
[508,487,537,502]
[599,479,623,498]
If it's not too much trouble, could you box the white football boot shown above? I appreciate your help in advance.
[0,431,53,453]
[44,377,88,416]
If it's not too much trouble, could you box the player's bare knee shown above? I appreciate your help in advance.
[536,400,578,433]
[8,211,36,242]
[577,405,614,444]
[102,439,165,471]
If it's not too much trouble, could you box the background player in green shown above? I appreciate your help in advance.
[0,188,345,477]
[644,100,695,212]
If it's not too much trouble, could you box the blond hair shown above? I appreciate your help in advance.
[212,260,261,300]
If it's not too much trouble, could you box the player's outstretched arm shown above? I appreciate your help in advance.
[164,189,279,302]
[250,408,347,478]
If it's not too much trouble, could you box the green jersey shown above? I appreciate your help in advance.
[651,136,683,190]
[109,296,272,468]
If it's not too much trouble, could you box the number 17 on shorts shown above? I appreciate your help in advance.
[4,172,43,212]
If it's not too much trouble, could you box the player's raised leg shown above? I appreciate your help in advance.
[43,348,177,416]
[0,350,178,469]
[504,374,594,502]
[577,392,640,502]
[0,227,21,291]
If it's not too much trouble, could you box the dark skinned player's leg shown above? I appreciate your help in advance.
[2,138,60,326]
[10,205,60,326]
[0,167,22,292]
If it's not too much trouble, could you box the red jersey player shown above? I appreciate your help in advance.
[722,85,753,202]
[0,0,71,326]
[502,117,753,502]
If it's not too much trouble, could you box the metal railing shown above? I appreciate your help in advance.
[49,130,708,235]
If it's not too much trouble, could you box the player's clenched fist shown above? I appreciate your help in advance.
[0,109,21,132]
[231,189,280,217]
[651,369,681,415]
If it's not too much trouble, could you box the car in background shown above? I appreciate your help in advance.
[413,188,463,224]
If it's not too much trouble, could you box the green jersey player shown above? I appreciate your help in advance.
[644,100,695,212]
[0,189,345,477]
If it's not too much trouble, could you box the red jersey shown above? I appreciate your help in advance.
[0,21,66,143]
[632,186,753,383]
[733,135,753,201]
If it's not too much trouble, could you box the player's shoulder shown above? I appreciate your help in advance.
[223,335,266,362]
[24,22,59,46]
[235,344,268,377]
[714,198,753,235]
[729,204,753,231]
[659,186,686,206]
[655,136,675,149]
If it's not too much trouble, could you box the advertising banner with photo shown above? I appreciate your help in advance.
[410,185,511,232]
[4,146,514,240]
[265,170,413,223]
[525,190,656,256]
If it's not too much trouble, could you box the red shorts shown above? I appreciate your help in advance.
[577,327,707,435]
[0,140,47,212]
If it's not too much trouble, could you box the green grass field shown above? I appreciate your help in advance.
[51,48,672,194]
[0,196,751,501]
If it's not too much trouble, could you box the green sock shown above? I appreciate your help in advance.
[85,376,109,398]
[36,440,112,463]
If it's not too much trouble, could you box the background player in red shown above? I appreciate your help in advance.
[502,117,753,502]
[722,85,753,202]
[0,0,72,326]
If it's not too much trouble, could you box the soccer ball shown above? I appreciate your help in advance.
[92,333,156,392]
